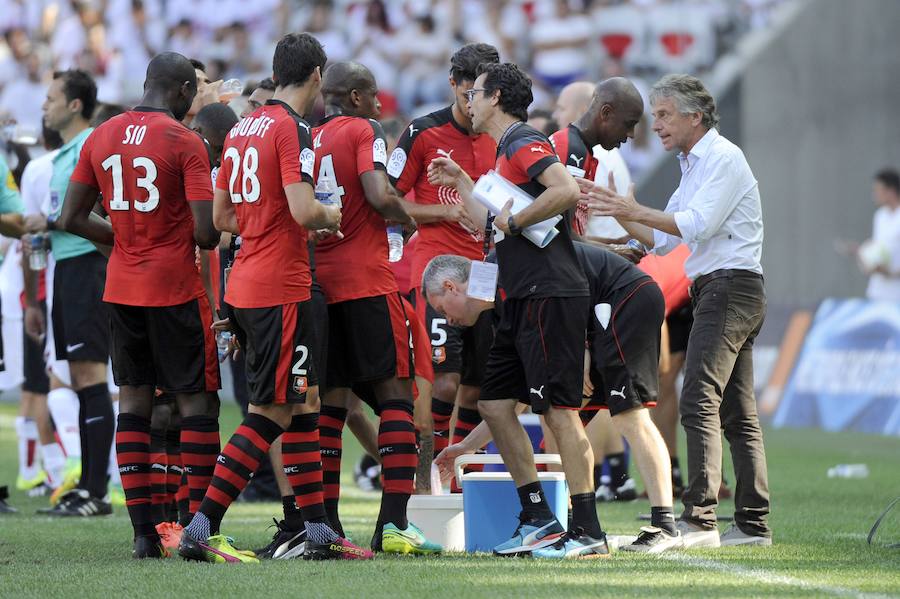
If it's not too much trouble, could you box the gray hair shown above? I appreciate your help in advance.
[650,74,719,130]
[421,255,471,300]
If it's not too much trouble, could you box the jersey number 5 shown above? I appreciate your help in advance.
[102,154,159,212]
[223,146,260,203]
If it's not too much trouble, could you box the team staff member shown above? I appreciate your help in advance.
[31,70,115,518]
[586,74,771,547]
[427,62,604,559]
[60,52,223,557]
[388,43,500,461]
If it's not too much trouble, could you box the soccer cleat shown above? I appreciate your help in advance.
[596,477,637,502]
[719,524,772,547]
[16,470,47,491]
[531,528,611,559]
[27,481,54,498]
[178,532,260,563]
[254,519,307,560]
[0,486,17,513]
[675,519,721,548]
[305,536,375,560]
[492,514,565,556]
[155,522,184,554]
[354,455,382,492]
[49,462,80,506]
[620,526,683,553]
[133,535,170,559]
[381,522,442,555]
[38,489,112,517]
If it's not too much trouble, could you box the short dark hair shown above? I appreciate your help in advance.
[272,33,327,88]
[257,77,276,92]
[450,43,500,84]
[189,58,206,73]
[476,62,532,122]
[194,102,239,137]
[91,103,127,127]
[875,168,900,194]
[53,69,97,120]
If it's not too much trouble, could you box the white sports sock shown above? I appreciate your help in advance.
[108,400,121,485]
[42,443,67,487]
[47,388,81,459]
[15,417,40,480]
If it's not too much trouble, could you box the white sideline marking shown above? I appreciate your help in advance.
[660,553,893,599]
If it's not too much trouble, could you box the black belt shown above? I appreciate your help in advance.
[692,268,763,291]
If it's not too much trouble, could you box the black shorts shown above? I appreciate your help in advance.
[52,252,109,362]
[414,289,493,386]
[480,296,588,414]
[23,303,49,394]
[232,300,319,405]
[109,296,220,394]
[666,301,693,354]
[326,292,413,390]
[585,279,664,417]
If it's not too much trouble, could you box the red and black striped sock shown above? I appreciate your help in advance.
[180,415,219,517]
[116,413,155,537]
[282,413,327,524]
[164,427,182,523]
[449,406,483,493]
[196,413,283,533]
[319,404,347,535]
[431,398,454,457]
[377,400,416,530]
[149,427,168,525]
[176,471,190,527]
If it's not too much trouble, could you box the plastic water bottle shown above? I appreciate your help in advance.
[216,331,233,362]
[387,225,404,262]
[29,234,48,271]
[315,175,342,208]
[219,78,244,102]
[827,464,869,479]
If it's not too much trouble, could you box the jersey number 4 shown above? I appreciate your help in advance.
[316,154,345,204]
[102,154,159,212]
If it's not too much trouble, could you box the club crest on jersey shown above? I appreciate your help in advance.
[387,147,407,178]
[432,347,446,365]
[373,137,387,165]
[293,376,308,395]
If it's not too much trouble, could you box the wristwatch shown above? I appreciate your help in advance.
[507,215,522,236]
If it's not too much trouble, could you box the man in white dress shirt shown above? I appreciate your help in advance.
[861,169,900,301]
[584,74,771,548]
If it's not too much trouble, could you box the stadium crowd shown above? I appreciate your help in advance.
[0,0,782,563]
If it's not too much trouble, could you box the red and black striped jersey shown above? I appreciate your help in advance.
[494,122,588,299]
[312,114,398,304]
[550,124,597,236]
[387,105,496,291]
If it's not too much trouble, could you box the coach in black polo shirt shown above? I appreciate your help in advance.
[586,74,770,548]
[427,62,607,559]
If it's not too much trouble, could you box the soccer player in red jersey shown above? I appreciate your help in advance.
[387,43,499,467]
[58,52,222,559]
[182,33,370,563]
[312,61,440,554]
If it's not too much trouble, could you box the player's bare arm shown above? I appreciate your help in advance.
[189,198,220,250]
[361,170,413,226]
[58,180,114,246]
[212,187,239,234]
[494,161,578,235]
[0,212,24,238]
[285,181,341,231]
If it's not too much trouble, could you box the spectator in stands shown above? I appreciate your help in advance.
[0,52,45,133]
[395,12,451,113]
[527,108,558,137]
[529,0,593,92]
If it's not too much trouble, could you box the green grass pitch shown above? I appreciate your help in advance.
[1,400,898,598]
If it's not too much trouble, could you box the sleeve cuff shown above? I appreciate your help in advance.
[673,210,697,244]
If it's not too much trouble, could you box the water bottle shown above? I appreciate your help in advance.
[216,331,233,362]
[29,234,48,271]
[827,464,869,479]
[387,225,404,262]
[315,175,342,208]
[219,78,244,103]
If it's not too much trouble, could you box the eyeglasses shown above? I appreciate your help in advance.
[464,88,487,103]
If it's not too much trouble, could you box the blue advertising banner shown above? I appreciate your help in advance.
[774,299,900,436]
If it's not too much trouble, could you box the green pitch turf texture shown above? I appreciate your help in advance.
[0,401,898,598]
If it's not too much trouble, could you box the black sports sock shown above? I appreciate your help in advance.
[651,506,677,535]
[516,481,555,521]
[149,427,168,525]
[570,492,604,539]
[77,383,114,498]
[593,464,604,492]
[282,496,303,530]
[607,452,628,489]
